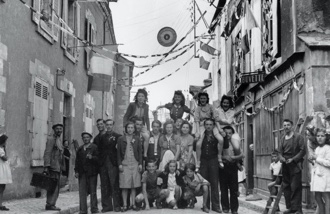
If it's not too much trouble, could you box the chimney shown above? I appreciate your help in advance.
[203,72,212,86]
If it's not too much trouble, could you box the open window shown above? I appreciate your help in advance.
[61,0,81,62]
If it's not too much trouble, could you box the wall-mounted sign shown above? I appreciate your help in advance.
[241,72,265,84]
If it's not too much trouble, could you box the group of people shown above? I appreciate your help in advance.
[51,88,243,214]
[264,119,330,214]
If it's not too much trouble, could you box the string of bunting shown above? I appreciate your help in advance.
[117,13,206,82]
[18,0,208,68]
[242,73,305,117]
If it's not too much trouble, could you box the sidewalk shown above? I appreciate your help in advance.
[3,189,101,214]
[238,194,315,214]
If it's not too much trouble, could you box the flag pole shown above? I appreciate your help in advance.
[193,0,198,58]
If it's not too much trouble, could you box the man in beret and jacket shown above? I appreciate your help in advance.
[75,132,99,214]
[43,124,65,211]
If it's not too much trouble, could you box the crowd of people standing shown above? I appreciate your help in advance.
[1,88,329,214]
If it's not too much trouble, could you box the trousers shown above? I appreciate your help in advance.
[282,162,303,211]
[99,156,121,211]
[200,157,220,210]
[46,170,60,207]
[219,163,239,212]
[78,174,98,214]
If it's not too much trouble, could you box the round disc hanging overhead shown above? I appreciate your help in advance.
[157,27,177,47]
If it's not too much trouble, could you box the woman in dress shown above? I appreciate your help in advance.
[310,128,330,214]
[158,121,181,171]
[154,90,193,123]
[117,122,143,212]
[123,88,150,158]
[0,134,12,211]
[179,121,195,169]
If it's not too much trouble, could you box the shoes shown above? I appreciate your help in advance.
[121,206,127,212]
[114,207,121,212]
[211,208,222,213]
[156,200,162,209]
[45,205,61,211]
[231,211,238,214]
[0,206,9,211]
[202,205,210,213]
[92,210,100,214]
[223,210,229,213]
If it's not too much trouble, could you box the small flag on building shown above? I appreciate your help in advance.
[200,41,217,55]
[199,56,210,70]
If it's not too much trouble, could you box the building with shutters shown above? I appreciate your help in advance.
[0,0,130,199]
[208,0,330,208]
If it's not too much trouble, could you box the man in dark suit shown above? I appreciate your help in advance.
[98,119,122,212]
[75,132,99,214]
[43,124,65,211]
[278,119,306,214]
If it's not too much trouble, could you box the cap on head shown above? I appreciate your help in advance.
[52,124,64,130]
[81,132,93,138]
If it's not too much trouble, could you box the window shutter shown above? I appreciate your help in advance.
[272,0,279,57]
[75,2,81,58]
[32,0,41,23]
[52,0,60,41]
[32,78,49,165]
[61,0,69,48]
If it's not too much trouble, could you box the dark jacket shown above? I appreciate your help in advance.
[44,135,65,172]
[117,135,143,166]
[75,143,99,176]
[123,102,150,130]
[278,132,306,171]
[98,131,121,166]
[158,170,185,189]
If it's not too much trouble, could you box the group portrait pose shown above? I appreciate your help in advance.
[1,88,329,214]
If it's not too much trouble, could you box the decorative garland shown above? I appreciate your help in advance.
[242,73,305,117]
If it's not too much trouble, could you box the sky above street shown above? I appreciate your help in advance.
[109,0,218,110]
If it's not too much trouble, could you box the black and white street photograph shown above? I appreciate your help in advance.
[0,0,329,213]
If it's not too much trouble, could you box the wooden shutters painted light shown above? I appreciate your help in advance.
[61,0,69,48]
[52,0,61,41]
[75,2,81,59]
[32,78,49,165]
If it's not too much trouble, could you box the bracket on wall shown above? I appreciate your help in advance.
[56,68,66,93]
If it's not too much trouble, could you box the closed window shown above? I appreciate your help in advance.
[32,78,49,165]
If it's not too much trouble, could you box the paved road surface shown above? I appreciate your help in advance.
[74,197,260,214]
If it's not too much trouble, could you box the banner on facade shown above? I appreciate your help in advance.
[240,71,265,84]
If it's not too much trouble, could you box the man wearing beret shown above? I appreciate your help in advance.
[75,132,99,214]
[43,124,65,211]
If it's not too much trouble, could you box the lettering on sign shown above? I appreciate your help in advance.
[240,72,265,84]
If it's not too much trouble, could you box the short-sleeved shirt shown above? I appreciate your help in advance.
[183,173,209,189]
[159,134,181,160]
[269,161,282,176]
[165,103,191,122]
[194,104,220,123]
[142,170,161,190]
[216,107,235,128]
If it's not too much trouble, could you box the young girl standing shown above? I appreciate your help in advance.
[179,121,195,169]
[0,134,12,211]
[310,128,330,214]
[117,122,143,212]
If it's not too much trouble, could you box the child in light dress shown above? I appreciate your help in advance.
[310,128,330,214]
[0,134,12,211]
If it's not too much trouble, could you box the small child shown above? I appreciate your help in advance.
[0,134,12,211]
[158,159,184,210]
[182,163,209,213]
[268,150,282,195]
[135,159,162,210]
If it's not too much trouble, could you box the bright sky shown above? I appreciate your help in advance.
[109,0,218,110]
